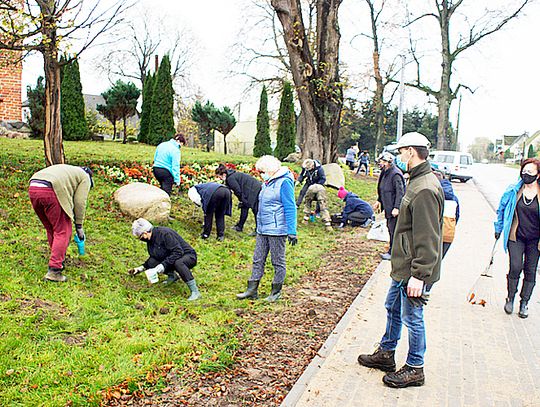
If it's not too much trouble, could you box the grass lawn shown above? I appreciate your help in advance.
[0,139,377,406]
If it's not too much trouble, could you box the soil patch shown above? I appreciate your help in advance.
[103,230,384,406]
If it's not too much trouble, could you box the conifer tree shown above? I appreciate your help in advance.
[60,58,89,140]
[148,55,175,145]
[253,86,272,157]
[138,72,154,143]
[274,81,296,160]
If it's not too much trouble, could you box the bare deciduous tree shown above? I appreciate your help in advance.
[271,0,343,163]
[403,0,530,150]
[97,13,196,90]
[0,0,129,165]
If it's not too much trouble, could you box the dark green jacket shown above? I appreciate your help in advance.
[390,161,444,285]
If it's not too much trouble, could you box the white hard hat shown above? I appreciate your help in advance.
[395,132,431,149]
[377,152,395,162]
[188,186,202,207]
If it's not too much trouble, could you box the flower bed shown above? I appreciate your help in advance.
[98,162,264,192]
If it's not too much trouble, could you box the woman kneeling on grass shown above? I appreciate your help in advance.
[129,218,201,301]
[237,155,297,302]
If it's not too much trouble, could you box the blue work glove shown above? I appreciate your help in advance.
[287,235,298,246]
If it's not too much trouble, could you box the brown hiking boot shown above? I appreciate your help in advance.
[383,364,425,388]
[43,267,67,282]
[358,347,396,372]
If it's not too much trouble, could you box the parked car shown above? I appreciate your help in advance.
[430,151,474,182]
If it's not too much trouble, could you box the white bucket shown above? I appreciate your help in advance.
[145,268,159,284]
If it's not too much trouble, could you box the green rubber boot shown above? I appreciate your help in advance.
[264,283,283,302]
[186,279,201,301]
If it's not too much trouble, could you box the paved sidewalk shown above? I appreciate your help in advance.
[283,182,540,407]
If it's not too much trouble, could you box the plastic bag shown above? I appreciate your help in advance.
[367,219,390,242]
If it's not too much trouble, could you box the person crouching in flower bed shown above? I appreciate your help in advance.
[237,155,297,302]
[129,218,201,301]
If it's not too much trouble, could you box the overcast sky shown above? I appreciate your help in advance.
[21,0,540,149]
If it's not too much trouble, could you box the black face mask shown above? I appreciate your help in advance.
[521,173,538,184]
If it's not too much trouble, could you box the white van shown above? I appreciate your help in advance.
[430,151,474,182]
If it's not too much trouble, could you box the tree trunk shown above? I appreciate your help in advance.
[113,121,117,140]
[368,0,385,157]
[272,0,343,164]
[122,117,127,144]
[42,52,64,166]
[223,134,228,155]
[437,3,453,150]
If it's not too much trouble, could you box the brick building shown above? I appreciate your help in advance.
[0,50,23,122]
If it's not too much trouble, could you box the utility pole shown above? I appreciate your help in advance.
[396,54,406,142]
[455,94,462,150]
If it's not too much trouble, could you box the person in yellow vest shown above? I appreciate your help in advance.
[29,164,93,282]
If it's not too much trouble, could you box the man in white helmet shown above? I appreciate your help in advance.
[358,132,444,388]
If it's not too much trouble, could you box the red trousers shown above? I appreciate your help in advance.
[29,186,72,269]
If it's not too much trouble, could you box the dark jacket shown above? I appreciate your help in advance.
[195,182,232,215]
[342,192,374,224]
[225,169,261,209]
[377,164,405,219]
[143,226,196,269]
[390,161,444,285]
[297,160,326,186]
[440,179,460,222]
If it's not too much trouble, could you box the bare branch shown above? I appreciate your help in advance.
[451,0,530,59]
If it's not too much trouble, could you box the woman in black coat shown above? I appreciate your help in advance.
[216,164,261,234]
[194,182,232,241]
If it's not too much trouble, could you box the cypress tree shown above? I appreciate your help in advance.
[274,81,296,160]
[253,86,272,157]
[148,55,175,145]
[138,72,154,143]
[60,58,89,140]
[27,76,46,139]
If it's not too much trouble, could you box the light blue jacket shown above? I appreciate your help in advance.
[257,167,297,236]
[494,178,540,252]
[153,139,181,184]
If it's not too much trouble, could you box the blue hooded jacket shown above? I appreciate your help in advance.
[153,139,181,184]
[257,167,297,236]
[494,178,540,252]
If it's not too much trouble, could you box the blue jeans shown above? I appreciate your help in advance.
[380,279,429,367]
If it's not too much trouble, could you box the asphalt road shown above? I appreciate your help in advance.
[470,163,519,210]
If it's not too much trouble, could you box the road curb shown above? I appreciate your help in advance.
[280,259,387,407]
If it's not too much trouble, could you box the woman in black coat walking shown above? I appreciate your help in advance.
[215,164,261,234]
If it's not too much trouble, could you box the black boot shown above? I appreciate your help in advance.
[358,347,396,372]
[236,280,259,300]
[519,280,535,318]
[504,277,519,314]
[264,283,283,302]
[383,364,425,388]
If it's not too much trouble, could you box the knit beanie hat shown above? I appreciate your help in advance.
[338,186,348,200]
[132,218,153,237]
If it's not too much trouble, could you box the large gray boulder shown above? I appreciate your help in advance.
[113,182,171,223]
[323,163,345,189]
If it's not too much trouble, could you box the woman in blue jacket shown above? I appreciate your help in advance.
[153,134,185,195]
[495,158,540,318]
[237,155,297,302]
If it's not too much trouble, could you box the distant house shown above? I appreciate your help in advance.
[214,120,278,155]
[498,132,540,161]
